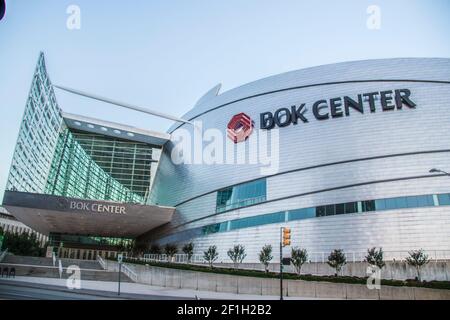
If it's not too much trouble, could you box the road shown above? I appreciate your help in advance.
[0,280,191,300]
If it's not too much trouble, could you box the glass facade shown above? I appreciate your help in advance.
[6,53,157,205]
[216,178,267,213]
[45,127,153,203]
[49,233,133,250]
[6,53,63,193]
[202,193,445,236]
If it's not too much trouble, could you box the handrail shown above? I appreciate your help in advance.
[96,255,106,269]
[122,263,138,282]
[0,249,8,262]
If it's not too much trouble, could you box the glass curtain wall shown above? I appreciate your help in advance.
[216,179,267,213]
[6,52,63,193]
[45,126,153,204]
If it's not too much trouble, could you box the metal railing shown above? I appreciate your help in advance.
[142,253,206,264]
[122,263,138,282]
[0,249,8,262]
[142,250,450,265]
[96,254,106,269]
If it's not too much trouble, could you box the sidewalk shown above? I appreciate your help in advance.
[0,276,320,300]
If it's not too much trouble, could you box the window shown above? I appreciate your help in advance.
[195,192,446,238]
[289,208,315,221]
[405,196,419,208]
[417,195,434,207]
[202,223,226,235]
[335,203,345,215]
[229,212,284,231]
[375,199,386,210]
[325,205,335,216]
[216,179,267,213]
[345,202,358,214]
[316,206,326,217]
[384,198,397,210]
[395,197,408,209]
[438,193,450,205]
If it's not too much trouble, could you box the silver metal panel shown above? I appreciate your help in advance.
[167,58,450,132]
[148,58,450,262]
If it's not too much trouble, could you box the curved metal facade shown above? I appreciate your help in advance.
[147,58,450,262]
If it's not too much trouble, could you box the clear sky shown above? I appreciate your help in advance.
[0,0,449,198]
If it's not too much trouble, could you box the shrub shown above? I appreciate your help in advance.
[164,243,178,260]
[258,245,273,273]
[227,245,247,270]
[182,242,194,263]
[291,248,308,275]
[406,249,430,282]
[327,249,347,276]
[149,244,161,255]
[365,247,386,270]
[2,230,45,257]
[203,245,219,268]
[132,241,148,256]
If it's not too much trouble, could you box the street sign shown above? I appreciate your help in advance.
[117,253,123,263]
[46,246,54,258]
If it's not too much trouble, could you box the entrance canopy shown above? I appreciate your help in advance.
[2,191,175,238]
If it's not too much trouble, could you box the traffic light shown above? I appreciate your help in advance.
[282,227,291,246]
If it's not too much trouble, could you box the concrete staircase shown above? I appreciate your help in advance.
[0,254,132,282]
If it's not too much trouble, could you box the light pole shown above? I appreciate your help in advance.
[429,168,450,176]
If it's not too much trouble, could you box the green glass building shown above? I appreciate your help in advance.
[3,53,174,259]
[45,127,154,204]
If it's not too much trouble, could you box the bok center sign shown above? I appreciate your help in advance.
[70,201,127,215]
[260,89,416,129]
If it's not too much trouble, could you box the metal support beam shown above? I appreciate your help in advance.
[53,84,193,125]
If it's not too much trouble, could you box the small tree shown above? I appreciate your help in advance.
[2,231,44,257]
[365,247,386,270]
[327,249,347,276]
[258,244,273,273]
[227,244,247,270]
[164,243,178,261]
[132,241,148,257]
[149,244,161,255]
[291,248,308,276]
[406,249,430,282]
[182,242,194,263]
[203,245,219,268]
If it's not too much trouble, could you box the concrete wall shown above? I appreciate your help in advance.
[209,261,450,282]
[105,261,450,299]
